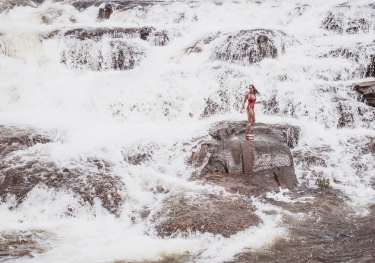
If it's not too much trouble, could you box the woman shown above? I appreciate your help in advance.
[241,84,258,139]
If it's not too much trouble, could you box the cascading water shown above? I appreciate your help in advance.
[0,0,374,262]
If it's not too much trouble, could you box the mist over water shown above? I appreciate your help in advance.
[0,0,375,262]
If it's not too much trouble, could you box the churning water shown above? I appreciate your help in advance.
[0,0,374,262]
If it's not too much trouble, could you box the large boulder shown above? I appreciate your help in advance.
[97,3,113,20]
[50,26,168,71]
[191,122,299,196]
[354,80,375,107]
[213,29,292,64]
[155,193,260,238]
[0,126,125,215]
[59,27,169,46]
[61,39,145,71]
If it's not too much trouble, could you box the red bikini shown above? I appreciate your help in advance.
[247,94,256,110]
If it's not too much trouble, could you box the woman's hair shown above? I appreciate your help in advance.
[248,84,259,95]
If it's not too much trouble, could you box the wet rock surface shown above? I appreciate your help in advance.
[0,126,125,215]
[355,80,375,107]
[322,8,371,34]
[156,193,260,238]
[228,191,375,263]
[365,55,375,78]
[0,230,52,260]
[0,0,39,12]
[0,126,50,157]
[191,121,299,196]
[60,27,169,46]
[53,26,168,70]
[97,3,113,20]
[61,39,145,71]
[214,29,292,64]
[70,0,160,12]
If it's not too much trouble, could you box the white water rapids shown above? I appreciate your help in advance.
[0,0,375,262]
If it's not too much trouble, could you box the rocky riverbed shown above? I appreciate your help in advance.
[0,0,375,263]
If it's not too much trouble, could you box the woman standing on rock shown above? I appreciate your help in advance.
[241,84,258,140]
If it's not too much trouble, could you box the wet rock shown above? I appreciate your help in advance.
[111,253,190,263]
[0,230,52,260]
[368,138,375,153]
[293,146,330,170]
[322,10,370,34]
[70,1,158,12]
[61,39,144,71]
[185,33,220,54]
[201,92,229,118]
[228,192,375,263]
[214,29,286,64]
[0,126,125,215]
[191,122,299,196]
[61,27,169,46]
[0,126,50,157]
[354,80,375,107]
[0,0,38,12]
[260,95,280,114]
[365,55,375,78]
[98,3,113,20]
[337,101,354,128]
[156,193,260,238]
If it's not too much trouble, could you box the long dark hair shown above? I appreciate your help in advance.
[248,84,259,95]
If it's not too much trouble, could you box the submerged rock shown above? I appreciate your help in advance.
[191,122,299,196]
[354,80,375,107]
[0,230,52,260]
[156,193,260,238]
[0,126,125,215]
[229,192,375,263]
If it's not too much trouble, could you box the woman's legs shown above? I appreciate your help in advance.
[246,108,255,134]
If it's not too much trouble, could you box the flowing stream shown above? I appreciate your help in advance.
[0,0,374,262]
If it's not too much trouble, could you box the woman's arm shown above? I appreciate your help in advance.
[241,93,248,112]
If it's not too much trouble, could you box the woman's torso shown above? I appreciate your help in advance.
[247,93,256,109]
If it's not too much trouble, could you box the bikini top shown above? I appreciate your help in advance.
[247,94,256,104]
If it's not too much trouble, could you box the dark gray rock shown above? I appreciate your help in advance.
[97,3,113,20]
[61,39,145,71]
[0,0,38,12]
[0,230,52,261]
[365,55,375,78]
[191,122,300,196]
[60,27,169,46]
[70,1,160,12]
[354,80,375,107]
[0,126,50,157]
[214,29,286,64]
[0,126,125,215]
[155,193,260,238]
[228,192,375,263]
[337,101,354,128]
[322,10,370,34]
